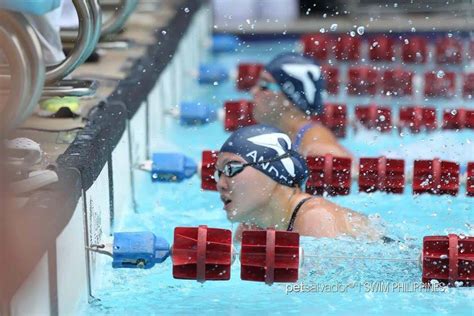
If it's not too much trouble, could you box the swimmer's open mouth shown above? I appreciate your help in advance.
[221,196,232,206]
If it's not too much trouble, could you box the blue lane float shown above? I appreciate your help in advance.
[112,232,170,269]
[212,34,240,53]
[151,153,197,182]
[180,101,217,125]
[198,63,229,84]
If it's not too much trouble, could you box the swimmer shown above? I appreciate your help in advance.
[251,52,352,158]
[215,124,383,241]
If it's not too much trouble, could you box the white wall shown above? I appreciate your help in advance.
[8,5,210,315]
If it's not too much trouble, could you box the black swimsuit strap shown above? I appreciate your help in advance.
[287,197,313,232]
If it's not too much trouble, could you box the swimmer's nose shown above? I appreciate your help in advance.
[216,173,228,192]
[250,84,260,96]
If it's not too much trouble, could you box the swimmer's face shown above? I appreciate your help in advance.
[251,71,289,124]
[215,152,277,223]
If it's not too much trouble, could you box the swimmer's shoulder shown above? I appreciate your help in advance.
[291,197,339,237]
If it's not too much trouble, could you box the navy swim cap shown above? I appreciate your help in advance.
[220,124,309,187]
[265,52,324,115]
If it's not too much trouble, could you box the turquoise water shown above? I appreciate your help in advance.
[82,41,474,315]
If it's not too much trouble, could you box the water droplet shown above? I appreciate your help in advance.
[350,31,356,37]
[184,7,190,13]
[330,24,338,31]
[356,26,365,35]
[404,38,409,44]
[436,70,445,78]
[411,27,416,32]
[161,30,167,35]
[319,27,326,33]
[440,254,448,259]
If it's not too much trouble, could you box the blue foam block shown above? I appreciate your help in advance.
[112,232,170,269]
[151,153,197,182]
[180,101,217,125]
[212,34,239,53]
[198,64,229,84]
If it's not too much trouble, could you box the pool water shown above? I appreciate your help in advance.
[82,40,474,315]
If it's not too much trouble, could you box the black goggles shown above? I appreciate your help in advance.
[214,152,291,181]
[256,78,281,93]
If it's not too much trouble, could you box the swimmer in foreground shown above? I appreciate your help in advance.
[215,124,383,241]
[251,52,352,158]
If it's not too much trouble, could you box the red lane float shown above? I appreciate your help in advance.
[463,73,474,98]
[172,225,232,282]
[422,234,474,286]
[467,163,474,197]
[399,106,437,133]
[236,63,264,91]
[305,154,352,196]
[224,100,256,131]
[321,65,340,95]
[381,69,413,96]
[348,67,378,96]
[413,159,460,195]
[369,36,395,62]
[402,36,428,64]
[436,37,463,64]
[240,229,300,285]
[301,34,331,61]
[312,103,347,138]
[424,71,456,98]
[359,157,405,193]
[355,104,392,132]
[201,150,218,191]
[335,35,361,61]
[442,108,474,130]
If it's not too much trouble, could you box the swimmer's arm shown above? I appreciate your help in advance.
[302,125,353,159]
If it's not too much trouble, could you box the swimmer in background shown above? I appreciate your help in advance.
[251,52,352,159]
[214,124,384,242]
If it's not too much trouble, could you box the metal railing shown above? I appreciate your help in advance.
[46,0,102,84]
[0,10,45,133]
